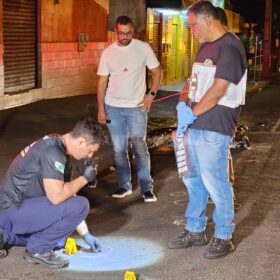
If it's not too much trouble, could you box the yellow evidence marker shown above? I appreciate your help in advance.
[65,237,77,255]
[124,271,139,280]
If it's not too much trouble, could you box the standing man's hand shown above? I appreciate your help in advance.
[141,93,154,112]
[97,75,109,125]
[176,102,197,137]
[98,109,108,125]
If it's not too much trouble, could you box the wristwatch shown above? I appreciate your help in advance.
[146,91,156,98]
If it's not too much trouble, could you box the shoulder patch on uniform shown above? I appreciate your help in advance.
[54,161,65,174]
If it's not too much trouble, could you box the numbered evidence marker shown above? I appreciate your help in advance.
[65,237,77,255]
[124,271,140,280]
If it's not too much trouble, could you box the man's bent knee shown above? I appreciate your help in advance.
[67,196,90,219]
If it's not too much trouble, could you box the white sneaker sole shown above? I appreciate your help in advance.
[112,189,132,198]
[143,196,158,203]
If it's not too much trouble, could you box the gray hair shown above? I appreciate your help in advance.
[187,0,218,19]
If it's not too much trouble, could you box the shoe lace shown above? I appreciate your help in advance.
[47,250,56,261]
[211,238,225,249]
[178,230,189,240]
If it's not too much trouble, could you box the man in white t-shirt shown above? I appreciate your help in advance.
[97,16,162,202]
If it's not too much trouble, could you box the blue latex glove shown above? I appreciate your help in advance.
[176,102,197,137]
[83,232,102,253]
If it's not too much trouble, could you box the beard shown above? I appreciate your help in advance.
[118,38,132,46]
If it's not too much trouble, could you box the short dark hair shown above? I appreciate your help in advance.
[187,0,218,19]
[216,7,228,26]
[71,105,103,145]
[115,16,133,26]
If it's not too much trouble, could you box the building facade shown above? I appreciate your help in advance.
[146,1,241,85]
[0,0,109,109]
[0,0,241,109]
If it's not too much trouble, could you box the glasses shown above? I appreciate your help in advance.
[116,31,133,37]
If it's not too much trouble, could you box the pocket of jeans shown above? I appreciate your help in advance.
[201,130,222,144]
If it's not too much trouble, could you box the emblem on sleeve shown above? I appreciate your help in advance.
[54,161,65,174]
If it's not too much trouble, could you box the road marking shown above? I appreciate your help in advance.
[170,191,187,197]
[174,199,188,206]
[173,219,186,226]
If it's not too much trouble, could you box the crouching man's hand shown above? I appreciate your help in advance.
[83,232,102,253]
[80,160,97,183]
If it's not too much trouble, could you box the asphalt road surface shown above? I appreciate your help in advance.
[0,77,280,279]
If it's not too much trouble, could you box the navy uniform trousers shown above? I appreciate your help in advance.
[0,196,89,254]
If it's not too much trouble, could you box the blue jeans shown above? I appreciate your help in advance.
[105,104,153,194]
[183,128,234,240]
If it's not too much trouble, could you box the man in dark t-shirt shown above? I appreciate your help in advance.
[168,1,247,259]
[0,116,103,268]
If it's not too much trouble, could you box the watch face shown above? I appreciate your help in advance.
[150,91,156,96]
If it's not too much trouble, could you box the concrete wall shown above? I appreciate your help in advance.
[0,0,110,110]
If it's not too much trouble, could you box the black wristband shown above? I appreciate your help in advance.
[146,91,156,98]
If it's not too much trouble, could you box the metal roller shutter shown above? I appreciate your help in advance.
[3,0,37,94]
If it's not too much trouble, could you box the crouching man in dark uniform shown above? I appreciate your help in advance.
[0,113,103,268]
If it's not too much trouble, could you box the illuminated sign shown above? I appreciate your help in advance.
[211,0,225,8]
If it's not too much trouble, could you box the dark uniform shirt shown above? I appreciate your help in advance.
[0,135,66,213]
[190,32,247,136]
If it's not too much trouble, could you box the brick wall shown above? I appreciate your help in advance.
[41,41,107,99]
[0,36,116,110]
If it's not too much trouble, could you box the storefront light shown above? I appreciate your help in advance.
[154,9,181,16]
[211,0,225,8]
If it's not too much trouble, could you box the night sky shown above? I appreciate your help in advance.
[231,0,280,32]
[231,0,265,24]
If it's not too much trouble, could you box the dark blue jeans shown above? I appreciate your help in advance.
[0,196,89,254]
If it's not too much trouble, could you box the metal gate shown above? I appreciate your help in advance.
[170,24,178,82]
[151,12,162,62]
[185,26,191,78]
[3,0,37,94]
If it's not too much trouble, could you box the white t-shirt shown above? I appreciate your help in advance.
[97,39,160,107]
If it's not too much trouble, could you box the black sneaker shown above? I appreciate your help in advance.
[203,237,234,259]
[142,191,157,202]
[168,229,207,249]
[24,249,69,268]
[112,188,132,198]
[0,227,7,259]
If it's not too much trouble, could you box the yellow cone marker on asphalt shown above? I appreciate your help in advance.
[124,271,139,280]
[65,237,77,255]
